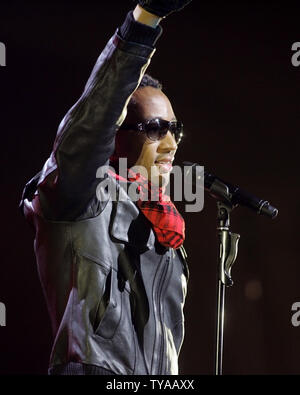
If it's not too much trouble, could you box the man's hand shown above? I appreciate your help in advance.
[137,0,192,18]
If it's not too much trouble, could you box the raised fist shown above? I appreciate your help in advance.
[138,0,192,18]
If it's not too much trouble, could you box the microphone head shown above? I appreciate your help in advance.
[260,202,279,218]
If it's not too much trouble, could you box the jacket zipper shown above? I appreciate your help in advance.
[154,254,170,374]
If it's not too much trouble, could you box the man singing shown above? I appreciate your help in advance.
[20,0,192,375]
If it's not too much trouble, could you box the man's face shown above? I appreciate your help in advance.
[115,86,178,187]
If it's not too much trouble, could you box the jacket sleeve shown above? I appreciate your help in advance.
[37,13,162,220]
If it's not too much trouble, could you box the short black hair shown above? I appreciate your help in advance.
[126,73,163,111]
[139,73,162,90]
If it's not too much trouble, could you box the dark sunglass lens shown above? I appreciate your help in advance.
[145,119,168,140]
[169,121,183,143]
[145,120,160,140]
[169,122,177,134]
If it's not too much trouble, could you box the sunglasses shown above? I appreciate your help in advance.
[119,118,184,144]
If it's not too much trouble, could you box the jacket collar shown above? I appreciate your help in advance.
[109,177,156,250]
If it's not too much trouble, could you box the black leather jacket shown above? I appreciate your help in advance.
[21,20,189,375]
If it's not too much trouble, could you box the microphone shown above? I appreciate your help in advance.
[182,161,278,218]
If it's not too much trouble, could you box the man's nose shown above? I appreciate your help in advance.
[158,131,177,152]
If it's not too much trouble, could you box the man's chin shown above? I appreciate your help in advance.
[150,172,170,188]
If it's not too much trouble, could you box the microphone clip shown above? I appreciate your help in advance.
[216,201,240,287]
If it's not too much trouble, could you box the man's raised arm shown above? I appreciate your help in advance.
[37,1,191,220]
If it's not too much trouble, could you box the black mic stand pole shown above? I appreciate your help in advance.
[214,184,240,375]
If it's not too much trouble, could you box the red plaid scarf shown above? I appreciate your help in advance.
[108,169,185,249]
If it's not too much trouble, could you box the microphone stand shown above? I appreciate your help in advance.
[213,184,240,375]
[181,162,278,374]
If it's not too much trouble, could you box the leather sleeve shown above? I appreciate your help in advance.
[37,28,159,221]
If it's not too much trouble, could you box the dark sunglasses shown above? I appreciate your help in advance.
[119,118,184,144]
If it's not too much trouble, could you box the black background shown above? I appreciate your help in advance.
[0,0,299,375]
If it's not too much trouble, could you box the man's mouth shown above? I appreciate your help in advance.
[154,158,174,174]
